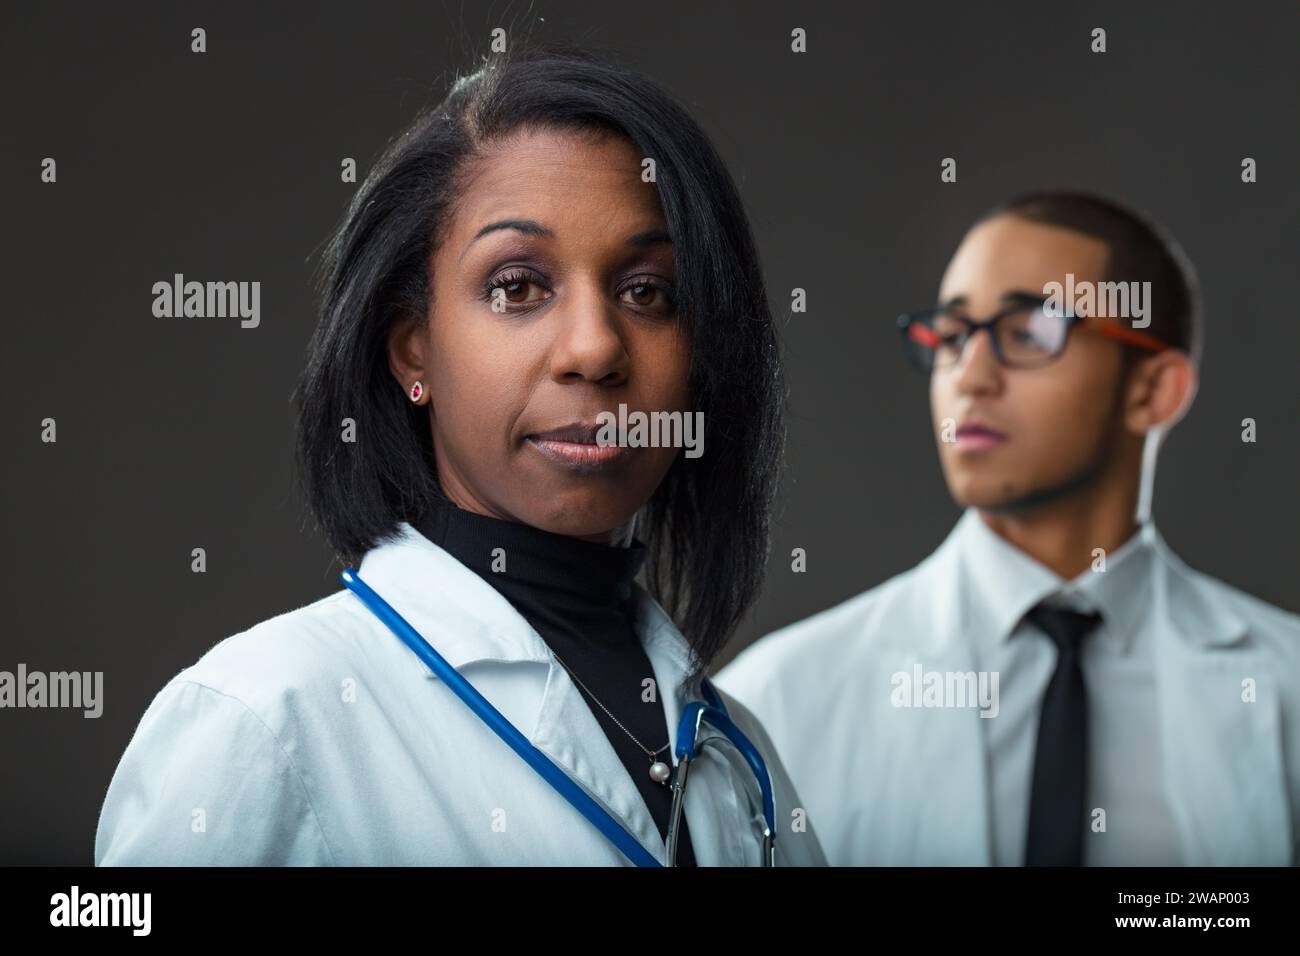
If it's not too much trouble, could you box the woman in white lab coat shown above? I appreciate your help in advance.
[94,44,826,867]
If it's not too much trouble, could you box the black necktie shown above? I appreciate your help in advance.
[1023,603,1104,866]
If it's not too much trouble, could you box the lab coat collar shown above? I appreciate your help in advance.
[1143,520,1249,649]
[356,521,554,669]
[356,520,702,681]
[354,521,734,865]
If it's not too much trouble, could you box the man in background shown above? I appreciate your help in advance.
[717,191,1300,865]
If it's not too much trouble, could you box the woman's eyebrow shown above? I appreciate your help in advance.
[460,219,554,261]
[460,220,673,261]
[627,229,672,247]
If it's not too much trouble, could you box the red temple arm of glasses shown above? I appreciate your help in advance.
[1084,316,1169,353]
[908,323,940,347]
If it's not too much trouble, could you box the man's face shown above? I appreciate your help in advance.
[930,214,1129,512]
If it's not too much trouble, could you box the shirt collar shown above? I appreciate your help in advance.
[954,507,1158,654]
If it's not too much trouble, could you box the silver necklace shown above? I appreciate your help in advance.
[549,649,673,785]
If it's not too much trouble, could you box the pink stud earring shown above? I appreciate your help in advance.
[408,381,424,403]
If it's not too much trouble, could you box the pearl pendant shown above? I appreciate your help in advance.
[649,760,671,784]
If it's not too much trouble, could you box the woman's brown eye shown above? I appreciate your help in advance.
[502,280,532,302]
[623,281,673,312]
[484,269,548,309]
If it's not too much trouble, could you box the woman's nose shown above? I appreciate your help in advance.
[547,283,630,386]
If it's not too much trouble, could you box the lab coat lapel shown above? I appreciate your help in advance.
[638,593,750,866]
[528,644,670,866]
[877,534,994,865]
[1150,533,1290,865]
[529,586,747,866]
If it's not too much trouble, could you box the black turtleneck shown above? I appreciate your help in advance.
[412,493,697,866]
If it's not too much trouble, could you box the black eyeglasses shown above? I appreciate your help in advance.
[896,295,1169,371]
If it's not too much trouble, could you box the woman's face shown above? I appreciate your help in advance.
[389,125,692,544]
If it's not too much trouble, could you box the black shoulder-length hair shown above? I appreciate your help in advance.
[293,43,786,679]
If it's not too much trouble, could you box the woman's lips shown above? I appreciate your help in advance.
[525,436,630,468]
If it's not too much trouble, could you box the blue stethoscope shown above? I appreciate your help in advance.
[341,568,777,866]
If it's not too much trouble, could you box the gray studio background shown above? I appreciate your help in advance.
[2,1,1296,864]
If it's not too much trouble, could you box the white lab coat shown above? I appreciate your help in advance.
[716,514,1300,865]
[95,521,827,866]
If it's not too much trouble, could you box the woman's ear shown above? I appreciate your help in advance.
[387,311,430,403]
[1124,348,1198,435]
